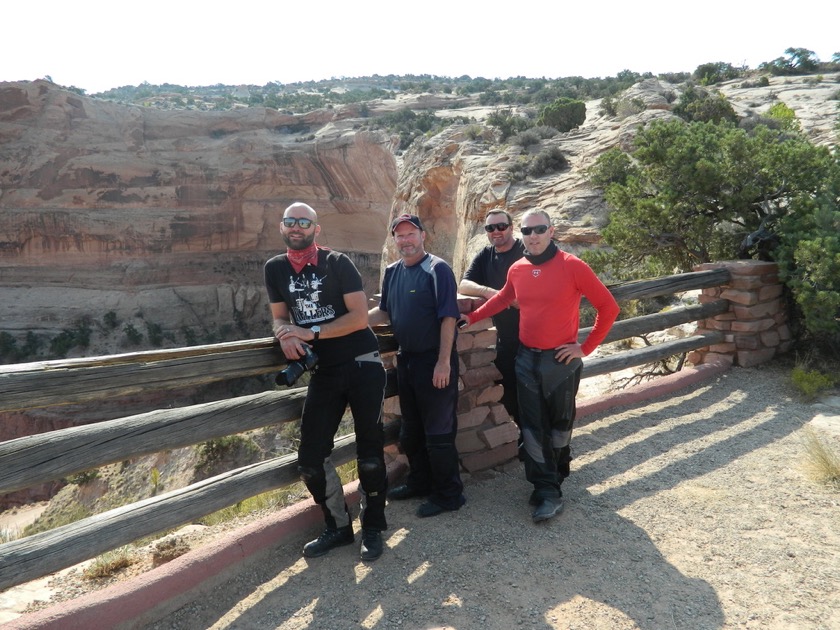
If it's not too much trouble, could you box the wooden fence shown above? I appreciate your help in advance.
[0,267,740,591]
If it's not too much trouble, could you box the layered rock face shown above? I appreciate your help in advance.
[0,80,398,343]
[384,73,839,278]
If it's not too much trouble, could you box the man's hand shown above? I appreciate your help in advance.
[274,324,312,359]
[554,342,584,364]
[432,360,451,389]
[457,314,471,330]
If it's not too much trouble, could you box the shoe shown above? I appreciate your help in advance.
[416,495,466,518]
[360,528,383,561]
[387,484,430,501]
[528,491,540,506]
[302,525,354,558]
[532,498,564,523]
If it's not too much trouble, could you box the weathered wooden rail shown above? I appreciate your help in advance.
[0,268,730,591]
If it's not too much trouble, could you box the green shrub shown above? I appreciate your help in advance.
[765,102,800,131]
[511,129,541,148]
[528,146,569,177]
[123,323,143,345]
[487,108,532,141]
[791,367,836,400]
[692,61,741,85]
[537,97,586,132]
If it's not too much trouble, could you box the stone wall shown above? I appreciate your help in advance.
[690,261,791,368]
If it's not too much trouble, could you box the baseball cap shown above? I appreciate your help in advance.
[390,213,424,234]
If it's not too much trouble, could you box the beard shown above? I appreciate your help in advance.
[282,230,316,250]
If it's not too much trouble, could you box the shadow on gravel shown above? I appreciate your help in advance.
[147,365,811,629]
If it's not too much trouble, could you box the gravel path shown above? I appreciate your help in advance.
[141,362,840,630]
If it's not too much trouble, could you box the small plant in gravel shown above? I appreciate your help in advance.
[802,427,840,490]
[791,366,837,400]
[83,546,138,580]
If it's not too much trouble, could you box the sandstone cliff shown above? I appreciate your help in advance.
[0,80,398,345]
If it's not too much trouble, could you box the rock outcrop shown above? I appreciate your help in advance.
[0,80,398,344]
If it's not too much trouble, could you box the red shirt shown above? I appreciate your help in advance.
[469,248,619,355]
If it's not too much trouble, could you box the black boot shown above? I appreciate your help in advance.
[302,524,354,558]
[360,528,384,561]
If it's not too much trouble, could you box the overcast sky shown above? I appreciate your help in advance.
[4,1,837,94]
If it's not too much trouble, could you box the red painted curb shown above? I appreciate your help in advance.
[4,461,408,630]
[577,362,730,423]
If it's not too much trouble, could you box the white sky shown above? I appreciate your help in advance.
[3,1,837,94]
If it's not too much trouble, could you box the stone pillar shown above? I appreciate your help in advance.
[690,261,791,368]
[381,295,521,474]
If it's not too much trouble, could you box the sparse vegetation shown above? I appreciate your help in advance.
[791,366,837,400]
[801,427,840,489]
[83,546,138,580]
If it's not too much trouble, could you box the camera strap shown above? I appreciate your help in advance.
[355,351,382,364]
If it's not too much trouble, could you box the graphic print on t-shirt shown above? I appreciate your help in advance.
[288,272,335,324]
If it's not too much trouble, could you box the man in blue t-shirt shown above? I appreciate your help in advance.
[265,202,387,561]
[368,214,466,518]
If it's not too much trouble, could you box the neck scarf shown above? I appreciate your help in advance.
[286,242,319,274]
[524,240,558,266]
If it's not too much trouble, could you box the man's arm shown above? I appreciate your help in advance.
[276,291,370,346]
[458,278,499,300]
[432,316,457,389]
[269,302,306,360]
[367,306,390,327]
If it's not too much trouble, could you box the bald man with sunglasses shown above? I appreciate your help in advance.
[460,209,619,523]
[264,202,388,561]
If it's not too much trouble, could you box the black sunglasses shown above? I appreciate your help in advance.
[520,225,549,236]
[484,222,510,233]
[283,217,315,229]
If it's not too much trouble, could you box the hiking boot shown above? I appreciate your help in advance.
[416,495,466,518]
[360,528,384,561]
[302,525,354,558]
[386,484,430,501]
[532,497,564,523]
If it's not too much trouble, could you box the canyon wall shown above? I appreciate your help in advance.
[0,80,398,348]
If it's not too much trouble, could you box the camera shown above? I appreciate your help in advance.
[276,346,319,387]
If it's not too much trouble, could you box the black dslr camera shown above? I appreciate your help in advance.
[276,346,319,387]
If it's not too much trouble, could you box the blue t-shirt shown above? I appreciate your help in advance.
[379,253,459,353]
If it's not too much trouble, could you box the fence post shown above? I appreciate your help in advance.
[691,261,791,368]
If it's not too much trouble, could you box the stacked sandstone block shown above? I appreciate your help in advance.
[690,261,792,368]
[381,296,520,474]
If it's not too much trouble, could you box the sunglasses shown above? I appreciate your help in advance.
[520,225,549,236]
[283,217,315,229]
[484,222,510,233]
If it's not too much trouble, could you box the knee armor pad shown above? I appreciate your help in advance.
[357,457,386,495]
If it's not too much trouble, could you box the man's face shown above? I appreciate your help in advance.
[520,213,554,257]
[484,213,514,250]
[281,208,320,250]
[393,222,425,261]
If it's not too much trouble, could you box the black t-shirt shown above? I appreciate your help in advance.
[264,249,378,367]
[462,239,526,349]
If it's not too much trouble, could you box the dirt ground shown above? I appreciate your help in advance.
[6,361,840,629]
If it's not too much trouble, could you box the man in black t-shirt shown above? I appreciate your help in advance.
[264,202,387,561]
[459,209,525,428]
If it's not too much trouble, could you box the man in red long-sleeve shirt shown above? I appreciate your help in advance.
[460,209,619,523]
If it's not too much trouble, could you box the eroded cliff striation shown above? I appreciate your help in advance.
[0,80,398,342]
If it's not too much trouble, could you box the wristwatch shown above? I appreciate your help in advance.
[311,325,321,340]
